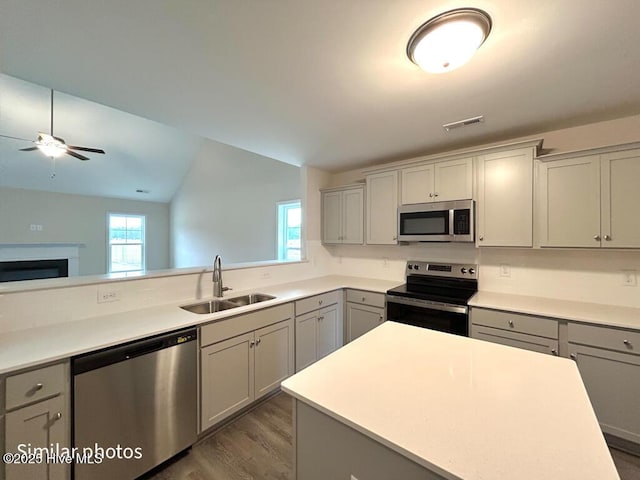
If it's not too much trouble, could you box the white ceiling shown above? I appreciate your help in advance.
[2,0,640,174]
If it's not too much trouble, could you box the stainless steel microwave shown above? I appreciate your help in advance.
[397,200,474,242]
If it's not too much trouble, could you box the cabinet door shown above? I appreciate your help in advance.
[401,164,433,204]
[5,395,67,480]
[296,312,318,372]
[434,157,473,201]
[254,320,294,401]
[471,325,559,356]
[201,332,254,431]
[322,191,343,244]
[342,188,364,244]
[601,149,640,248]
[569,344,640,444]
[317,305,340,360]
[366,170,399,244]
[346,302,384,343]
[537,155,600,247]
[477,148,534,247]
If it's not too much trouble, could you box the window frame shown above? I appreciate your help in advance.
[277,200,302,261]
[107,212,146,274]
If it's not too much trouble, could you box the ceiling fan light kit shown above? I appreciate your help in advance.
[407,8,492,74]
[0,89,105,162]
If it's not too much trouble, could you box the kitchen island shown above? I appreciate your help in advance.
[281,322,619,480]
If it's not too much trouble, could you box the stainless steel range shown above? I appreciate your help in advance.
[386,261,478,336]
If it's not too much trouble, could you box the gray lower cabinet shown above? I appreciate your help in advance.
[2,361,69,480]
[345,290,386,343]
[295,304,341,371]
[470,307,559,356]
[568,323,640,448]
[200,304,294,432]
[295,291,343,372]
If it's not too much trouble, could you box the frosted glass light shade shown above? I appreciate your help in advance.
[36,133,67,158]
[407,9,492,74]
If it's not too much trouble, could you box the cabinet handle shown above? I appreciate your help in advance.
[318,316,324,321]
[55,412,62,420]
[570,353,577,361]
[508,320,514,328]
[604,235,611,241]
[624,339,631,347]
[434,192,439,197]
[35,383,44,391]
[429,193,434,198]
[393,236,397,241]
[319,300,323,305]
[249,340,255,348]
[594,235,601,241]
[551,349,558,356]
[256,338,261,346]
[479,235,484,241]
[362,296,366,302]
[379,314,384,321]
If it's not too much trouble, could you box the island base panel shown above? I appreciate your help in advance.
[295,400,446,480]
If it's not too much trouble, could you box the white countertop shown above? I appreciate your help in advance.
[281,322,619,480]
[470,291,640,330]
[0,275,399,375]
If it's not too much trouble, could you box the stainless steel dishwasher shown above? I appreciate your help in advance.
[72,328,197,480]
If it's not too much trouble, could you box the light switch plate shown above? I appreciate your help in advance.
[622,270,637,287]
[500,264,511,277]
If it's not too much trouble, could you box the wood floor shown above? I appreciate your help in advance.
[143,392,640,480]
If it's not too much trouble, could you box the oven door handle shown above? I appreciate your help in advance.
[385,295,468,315]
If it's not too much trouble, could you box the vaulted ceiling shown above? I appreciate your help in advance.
[2,0,640,173]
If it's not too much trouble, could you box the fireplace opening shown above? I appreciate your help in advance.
[0,259,69,283]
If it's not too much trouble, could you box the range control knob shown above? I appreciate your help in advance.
[407,264,413,270]
[469,268,476,275]
[413,264,420,270]
[460,268,467,274]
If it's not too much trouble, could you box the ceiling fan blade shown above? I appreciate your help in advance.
[19,147,39,151]
[66,150,90,161]
[0,134,33,142]
[67,145,106,154]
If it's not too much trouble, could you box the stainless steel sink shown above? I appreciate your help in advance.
[227,293,276,306]
[180,299,239,314]
[180,293,275,314]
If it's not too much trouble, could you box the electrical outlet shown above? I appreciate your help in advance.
[261,271,271,279]
[622,270,637,287]
[350,475,360,480]
[97,287,121,303]
[36,224,43,231]
[30,224,37,231]
[500,264,511,277]
[382,257,389,269]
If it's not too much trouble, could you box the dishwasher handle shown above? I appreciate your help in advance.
[72,328,197,375]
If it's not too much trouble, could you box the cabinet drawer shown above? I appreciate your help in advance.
[201,303,294,347]
[568,323,640,355]
[472,325,559,356]
[345,289,385,308]
[6,363,65,410]
[295,290,341,316]
[471,308,558,339]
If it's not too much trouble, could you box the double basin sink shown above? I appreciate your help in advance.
[180,293,276,314]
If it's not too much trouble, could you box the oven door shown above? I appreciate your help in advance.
[385,295,469,336]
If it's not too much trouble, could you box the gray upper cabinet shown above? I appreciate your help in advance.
[321,185,364,245]
[476,147,535,247]
[401,157,473,205]
[537,145,640,248]
[366,170,398,245]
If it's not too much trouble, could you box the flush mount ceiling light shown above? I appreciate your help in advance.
[407,8,492,74]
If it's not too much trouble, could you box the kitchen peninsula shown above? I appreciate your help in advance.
[282,321,619,480]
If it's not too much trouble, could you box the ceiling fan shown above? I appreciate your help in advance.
[0,89,106,161]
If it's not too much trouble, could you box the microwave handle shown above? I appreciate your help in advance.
[449,208,454,234]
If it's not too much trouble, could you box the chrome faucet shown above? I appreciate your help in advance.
[212,255,230,297]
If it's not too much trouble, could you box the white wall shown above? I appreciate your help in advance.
[170,139,301,267]
[0,187,170,274]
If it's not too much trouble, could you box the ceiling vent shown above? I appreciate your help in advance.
[442,115,485,132]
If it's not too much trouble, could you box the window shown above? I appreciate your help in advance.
[108,213,145,273]
[277,201,301,261]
